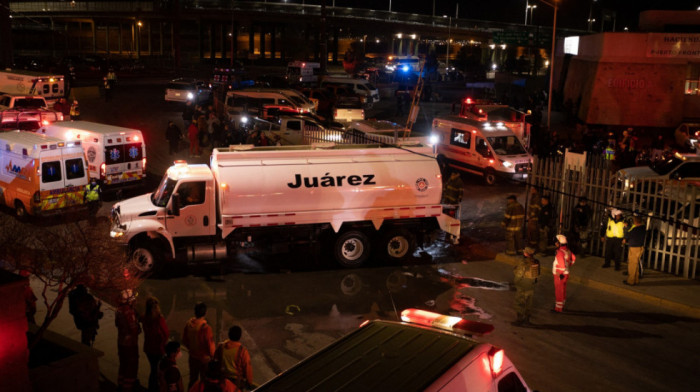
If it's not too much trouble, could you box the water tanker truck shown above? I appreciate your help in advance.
[110,143,460,273]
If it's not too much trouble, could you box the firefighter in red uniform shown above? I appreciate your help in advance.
[552,234,576,313]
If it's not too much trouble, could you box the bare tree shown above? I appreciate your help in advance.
[0,215,142,349]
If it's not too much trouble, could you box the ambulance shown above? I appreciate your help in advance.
[40,121,147,189]
[255,308,533,392]
[0,131,88,217]
[0,69,66,107]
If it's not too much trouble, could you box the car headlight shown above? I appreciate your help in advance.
[187,92,194,100]
[110,229,125,238]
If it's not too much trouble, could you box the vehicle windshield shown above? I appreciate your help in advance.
[650,156,683,175]
[487,135,526,155]
[152,174,178,207]
[15,98,45,109]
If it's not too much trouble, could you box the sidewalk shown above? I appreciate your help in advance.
[495,253,700,319]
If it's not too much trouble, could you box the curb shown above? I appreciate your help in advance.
[494,253,700,319]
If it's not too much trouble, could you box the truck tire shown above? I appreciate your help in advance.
[334,230,371,268]
[380,229,415,260]
[483,168,497,185]
[129,244,163,276]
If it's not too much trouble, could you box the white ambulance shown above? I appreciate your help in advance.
[433,116,533,185]
[255,308,533,392]
[40,121,146,189]
[0,69,66,107]
[0,131,88,217]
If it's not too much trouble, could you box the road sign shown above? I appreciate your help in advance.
[492,30,551,47]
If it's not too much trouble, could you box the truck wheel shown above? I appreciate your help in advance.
[381,229,415,260]
[334,230,371,268]
[483,169,497,185]
[129,244,162,276]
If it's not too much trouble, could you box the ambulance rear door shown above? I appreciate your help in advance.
[38,145,86,212]
[103,132,145,185]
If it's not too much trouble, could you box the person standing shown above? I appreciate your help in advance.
[601,209,625,270]
[216,326,255,390]
[572,196,593,256]
[166,121,183,155]
[115,289,141,392]
[512,247,540,326]
[552,235,576,313]
[526,187,541,250]
[68,284,103,346]
[188,120,201,157]
[623,215,647,286]
[182,302,215,389]
[85,178,102,216]
[107,67,118,90]
[537,195,555,254]
[159,341,184,392]
[142,297,170,392]
[69,99,81,121]
[188,361,236,392]
[183,101,195,130]
[103,77,112,102]
[502,195,525,255]
[197,114,208,148]
[442,171,464,205]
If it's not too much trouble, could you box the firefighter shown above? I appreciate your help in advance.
[512,246,540,326]
[526,186,541,250]
[182,302,216,389]
[601,209,625,270]
[552,234,576,313]
[69,99,81,121]
[442,171,464,221]
[115,289,141,392]
[537,195,555,254]
[502,195,525,255]
[85,178,102,215]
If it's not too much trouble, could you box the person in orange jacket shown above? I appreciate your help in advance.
[182,302,216,389]
[552,235,576,313]
[188,361,236,392]
[216,326,255,390]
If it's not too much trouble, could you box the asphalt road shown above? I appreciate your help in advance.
[56,75,700,391]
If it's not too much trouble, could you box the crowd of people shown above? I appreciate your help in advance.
[167,102,280,158]
[59,285,256,392]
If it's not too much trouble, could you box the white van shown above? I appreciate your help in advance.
[255,309,533,392]
[433,116,532,185]
[225,88,315,124]
[320,76,380,105]
[40,121,147,189]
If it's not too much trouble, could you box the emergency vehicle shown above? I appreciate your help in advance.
[286,61,320,84]
[255,308,533,392]
[0,131,88,217]
[40,121,146,189]
[110,143,460,274]
[0,69,65,107]
[457,97,531,148]
[433,116,533,185]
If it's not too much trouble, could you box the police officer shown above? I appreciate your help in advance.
[512,246,540,326]
[85,178,102,215]
[601,209,625,270]
[502,195,525,255]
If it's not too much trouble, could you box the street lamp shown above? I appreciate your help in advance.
[528,5,537,25]
[443,15,451,70]
[587,0,597,32]
[539,0,559,130]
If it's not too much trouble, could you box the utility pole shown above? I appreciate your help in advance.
[320,0,328,75]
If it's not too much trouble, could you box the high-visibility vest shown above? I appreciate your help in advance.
[606,219,625,238]
[85,183,100,202]
[604,147,615,160]
[70,104,80,117]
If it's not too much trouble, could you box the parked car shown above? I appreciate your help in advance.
[164,78,211,104]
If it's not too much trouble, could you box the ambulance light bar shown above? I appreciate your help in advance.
[400,308,494,336]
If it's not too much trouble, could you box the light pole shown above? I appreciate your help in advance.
[444,15,451,70]
[524,1,529,25]
[587,0,597,32]
[540,0,559,130]
[528,5,537,25]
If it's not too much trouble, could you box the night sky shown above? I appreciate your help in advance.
[309,0,700,30]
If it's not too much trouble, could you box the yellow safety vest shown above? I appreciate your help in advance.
[606,219,625,238]
[85,183,100,202]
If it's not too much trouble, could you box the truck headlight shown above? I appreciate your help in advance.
[110,229,125,238]
[501,160,514,168]
[187,92,194,100]
[428,134,439,145]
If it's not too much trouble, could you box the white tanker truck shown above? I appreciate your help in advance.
[110,143,460,273]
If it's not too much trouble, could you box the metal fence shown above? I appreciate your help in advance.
[529,151,699,279]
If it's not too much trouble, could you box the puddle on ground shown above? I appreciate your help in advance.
[438,269,510,291]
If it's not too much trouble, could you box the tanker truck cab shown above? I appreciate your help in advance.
[112,144,460,275]
[433,116,532,185]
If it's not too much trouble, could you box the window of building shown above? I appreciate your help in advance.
[685,63,700,95]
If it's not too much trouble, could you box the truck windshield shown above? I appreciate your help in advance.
[152,175,178,207]
[650,156,683,175]
[487,136,526,155]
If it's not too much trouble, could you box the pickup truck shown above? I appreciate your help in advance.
[333,95,365,123]
[255,115,344,145]
[0,94,49,110]
[0,108,64,131]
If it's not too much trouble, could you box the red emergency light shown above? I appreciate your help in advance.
[464,97,473,104]
[484,346,504,377]
[400,308,494,336]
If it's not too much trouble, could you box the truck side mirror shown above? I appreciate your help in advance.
[171,193,181,216]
